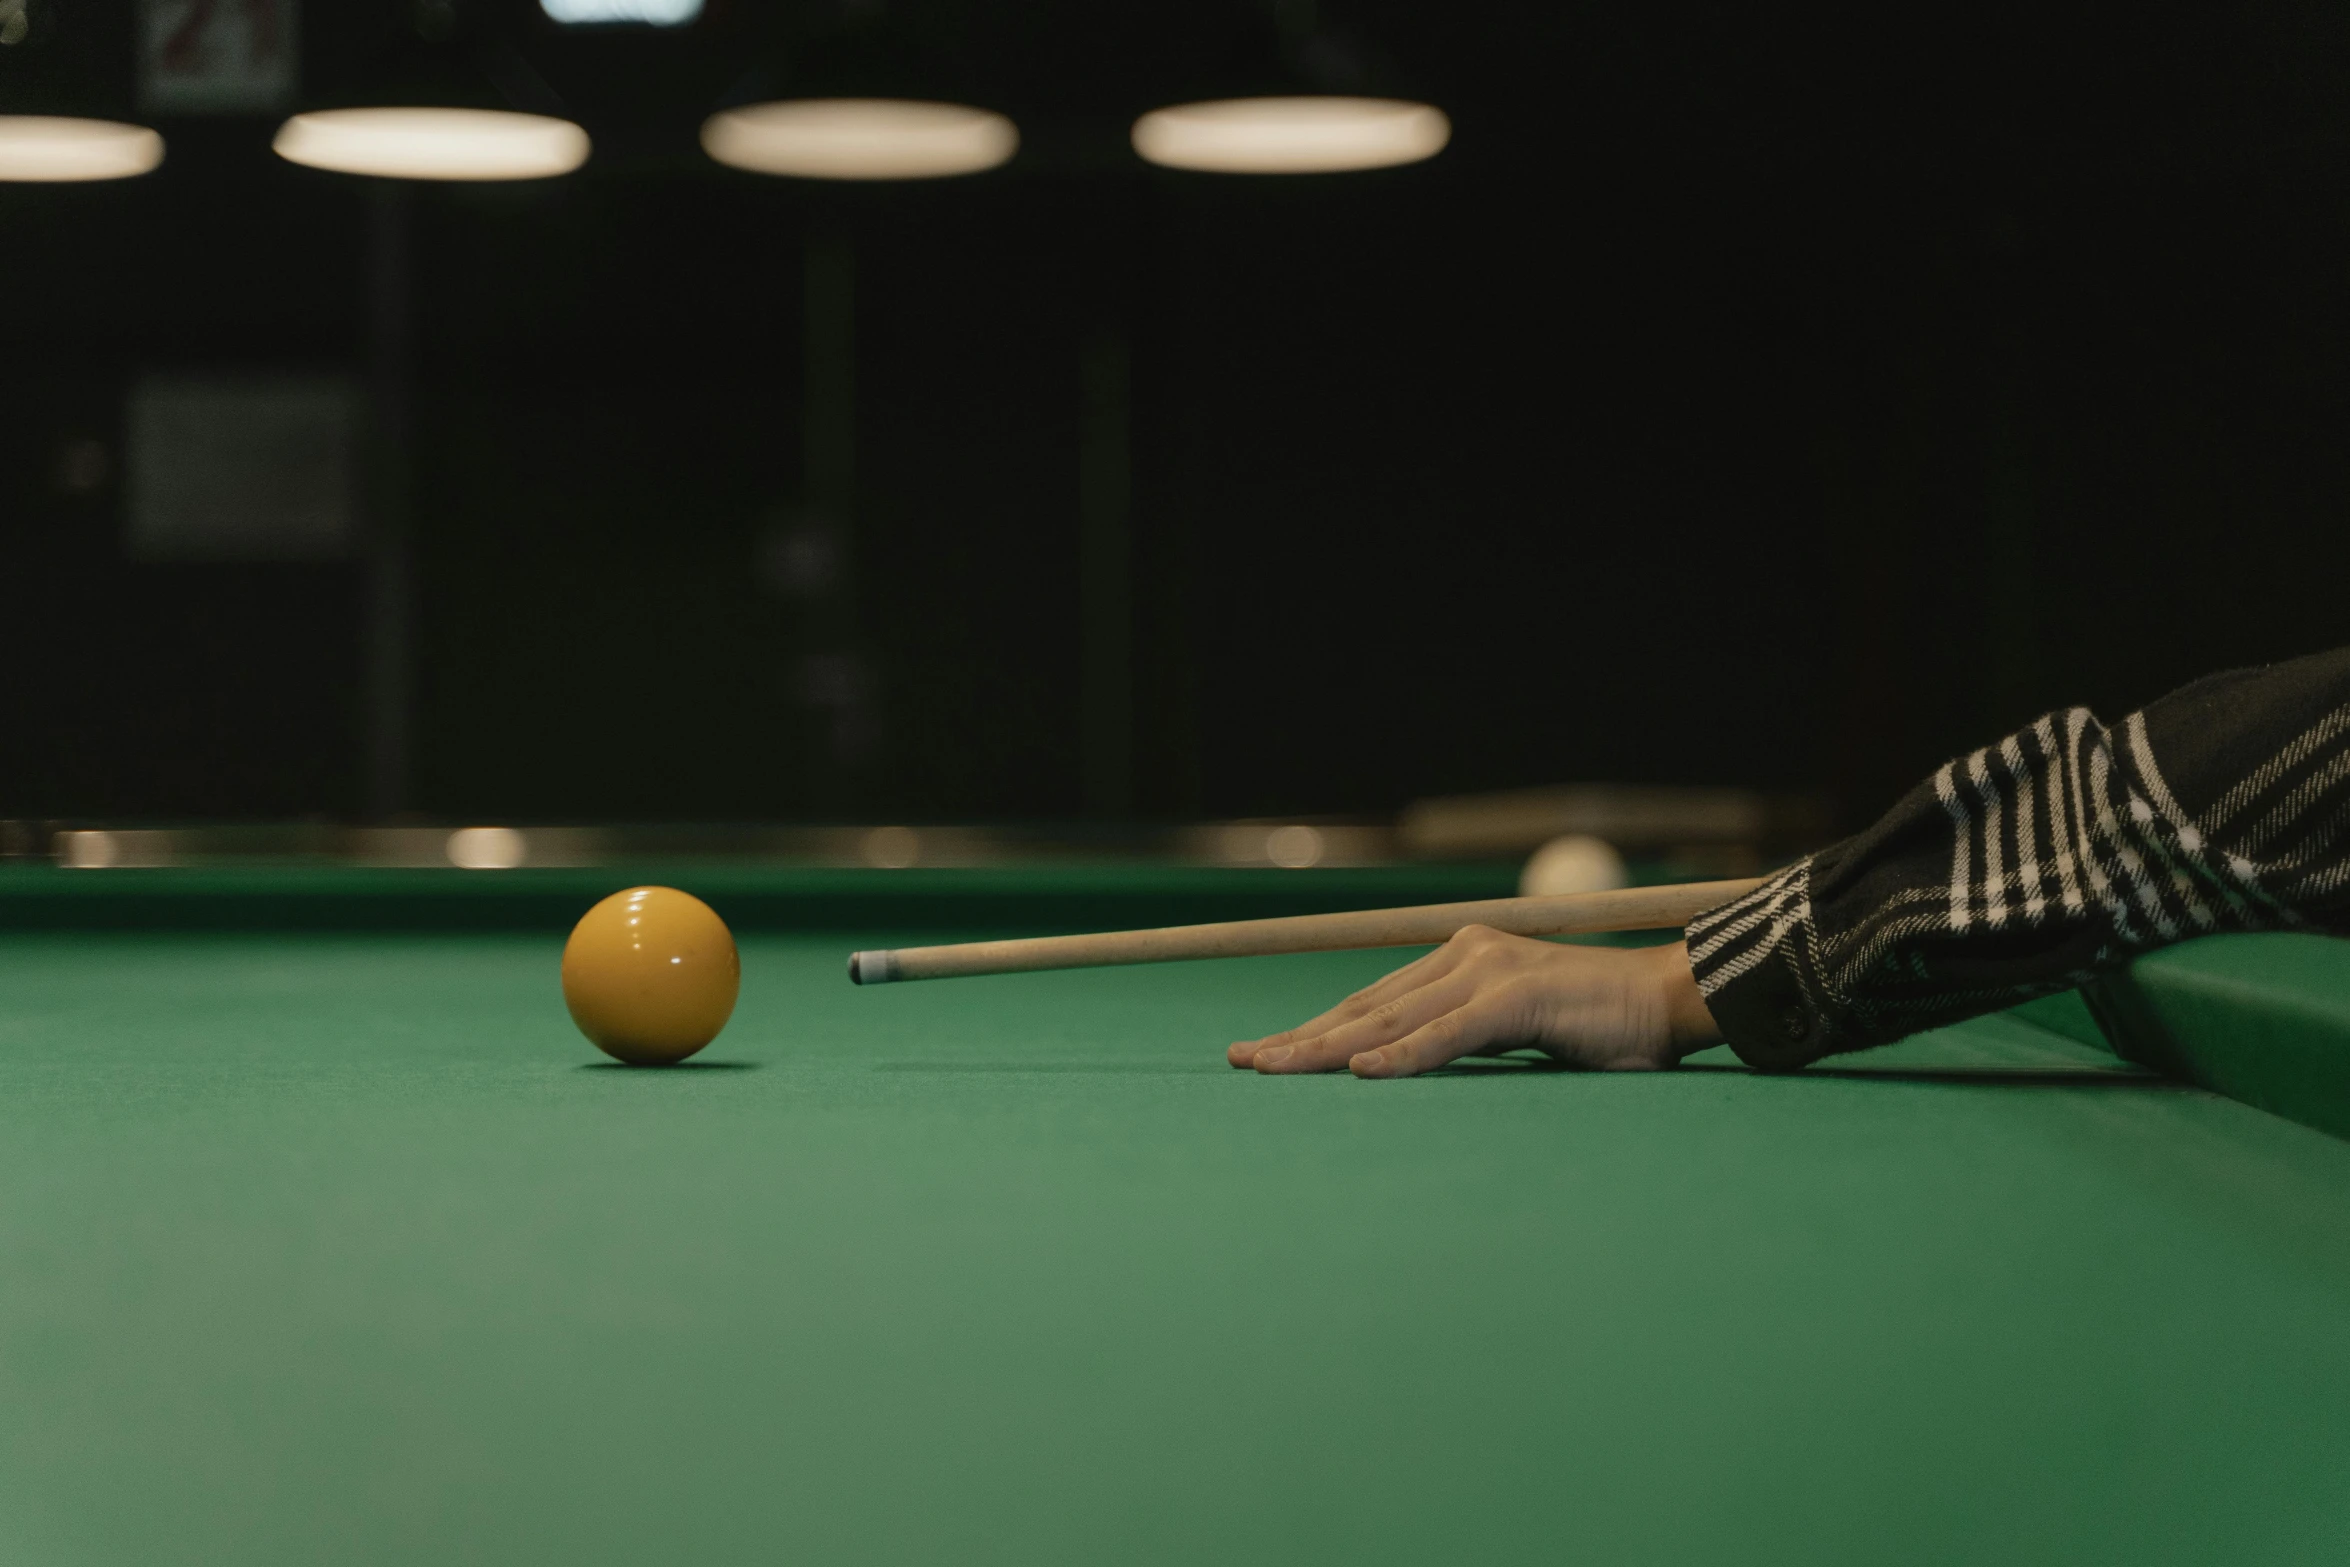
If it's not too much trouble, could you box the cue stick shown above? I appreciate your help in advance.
[846,877,1766,985]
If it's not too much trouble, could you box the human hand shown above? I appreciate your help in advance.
[1226,928,1722,1079]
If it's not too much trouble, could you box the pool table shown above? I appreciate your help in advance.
[1,862,2348,1566]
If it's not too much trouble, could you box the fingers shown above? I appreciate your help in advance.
[1350,997,1520,1079]
[1226,924,1686,1081]
[1248,973,1478,1075]
[1226,945,1461,1068]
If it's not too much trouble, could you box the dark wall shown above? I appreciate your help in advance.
[7,1,2350,826]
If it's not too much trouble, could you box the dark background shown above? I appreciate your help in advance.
[7,0,2350,829]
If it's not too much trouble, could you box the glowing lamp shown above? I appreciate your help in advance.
[0,117,164,182]
[701,99,1017,181]
[272,107,588,181]
[1132,96,1449,174]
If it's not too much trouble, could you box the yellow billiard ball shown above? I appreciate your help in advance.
[561,886,741,1065]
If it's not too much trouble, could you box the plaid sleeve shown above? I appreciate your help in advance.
[1687,647,2350,1070]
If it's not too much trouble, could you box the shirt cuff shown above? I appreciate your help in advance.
[1684,861,1836,1070]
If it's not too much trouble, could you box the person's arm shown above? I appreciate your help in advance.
[1695,646,2350,1068]
[1231,647,2350,1078]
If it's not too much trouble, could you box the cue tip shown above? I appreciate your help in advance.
[848,950,899,985]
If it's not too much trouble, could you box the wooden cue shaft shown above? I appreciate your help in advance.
[847,876,1766,985]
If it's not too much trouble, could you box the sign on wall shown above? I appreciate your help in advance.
[137,0,297,115]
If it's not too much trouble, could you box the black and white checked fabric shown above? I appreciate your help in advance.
[1688,648,2350,1069]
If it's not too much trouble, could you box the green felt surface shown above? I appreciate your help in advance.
[2090,932,2350,1142]
[4,933,2350,1566]
[1999,987,2114,1053]
[0,862,1520,933]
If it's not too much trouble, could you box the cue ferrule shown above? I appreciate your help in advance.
[842,877,1766,985]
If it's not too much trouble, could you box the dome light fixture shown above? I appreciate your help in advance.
[0,116,165,182]
[701,98,1017,181]
[272,107,589,181]
[1131,96,1450,174]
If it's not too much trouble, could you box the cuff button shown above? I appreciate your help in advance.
[1779,1006,1811,1042]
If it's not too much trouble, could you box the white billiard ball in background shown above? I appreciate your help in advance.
[1519,834,1629,898]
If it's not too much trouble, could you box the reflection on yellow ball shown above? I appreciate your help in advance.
[561,886,740,1065]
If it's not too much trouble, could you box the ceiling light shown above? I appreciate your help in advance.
[1131,96,1449,174]
[541,0,702,21]
[0,117,164,182]
[701,99,1017,181]
[272,107,589,181]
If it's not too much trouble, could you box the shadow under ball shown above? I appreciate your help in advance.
[562,886,741,1064]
